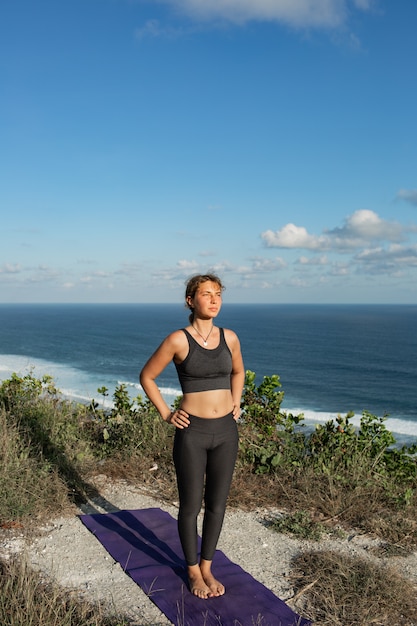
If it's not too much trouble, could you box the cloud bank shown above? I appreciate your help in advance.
[261,210,405,251]
[154,0,374,28]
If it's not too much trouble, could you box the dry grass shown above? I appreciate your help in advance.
[0,556,128,626]
[0,408,72,527]
[227,466,417,551]
[290,550,417,626]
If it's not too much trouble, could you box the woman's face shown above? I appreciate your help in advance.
[189,281,222,319]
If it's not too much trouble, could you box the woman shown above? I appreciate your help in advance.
[139,273,245,600]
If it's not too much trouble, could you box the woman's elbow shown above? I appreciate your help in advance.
[139,369,148,387]
[139,367,156,389]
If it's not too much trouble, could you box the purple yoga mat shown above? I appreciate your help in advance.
[79,507,311,626]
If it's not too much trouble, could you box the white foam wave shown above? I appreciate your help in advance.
[286,407,417,440]
[118,379,181,398]
[0,354,107,404]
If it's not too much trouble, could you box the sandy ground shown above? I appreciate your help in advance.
[1,476,417,625]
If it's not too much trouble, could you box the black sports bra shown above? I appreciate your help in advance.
[174,328,232,394]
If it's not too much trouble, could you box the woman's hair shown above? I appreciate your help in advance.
[185,273,224,323]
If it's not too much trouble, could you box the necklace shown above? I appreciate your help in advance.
[192,323,214,346]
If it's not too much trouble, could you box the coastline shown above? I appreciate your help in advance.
[1,353,417,446]
[0,342,417,445]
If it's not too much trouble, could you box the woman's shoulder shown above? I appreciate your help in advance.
[222,327,240,347]
[222,326,238,337]
[164,328,188,347]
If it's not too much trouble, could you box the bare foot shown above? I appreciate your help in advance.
[200,559,225,597]
[201,571,225,597]
[188,565,213,599]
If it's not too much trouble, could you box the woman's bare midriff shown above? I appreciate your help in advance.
[180,389,234,419]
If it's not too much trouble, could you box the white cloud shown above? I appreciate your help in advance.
[288,276,310,288]
[261,210,405,252]
[115,263,143,276]
[352,0,374,9]
[262,223,328,250]
[135,18,187,39]
[327,209,404,248]
[297,255,328,265]
[155,0,366,28]
[0,263,22,274]
[397,188,417,207]
[135,19,163,38]
[250,256,287,271]
[329,262,350,276]
[356,244,417,273]
[177,259,200,270]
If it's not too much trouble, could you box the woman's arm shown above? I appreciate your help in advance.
[225,329,245,420]
[139,332,181,422]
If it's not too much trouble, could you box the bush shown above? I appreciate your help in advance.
[236,369,417,547]
[84,384,172,461]
[238,370,307,473]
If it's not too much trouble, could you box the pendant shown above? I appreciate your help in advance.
[203,341,208,346]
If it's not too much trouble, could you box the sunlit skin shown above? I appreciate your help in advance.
[140,280,245,598]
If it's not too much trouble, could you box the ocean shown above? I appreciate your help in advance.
[0,303,416,444]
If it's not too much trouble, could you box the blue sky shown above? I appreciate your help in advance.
[1,0,417,304]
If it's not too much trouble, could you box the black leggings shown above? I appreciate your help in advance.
[173,412,238,566]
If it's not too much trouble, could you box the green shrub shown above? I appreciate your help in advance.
[84,383,172,461]
[268,510,328,541]
[238,370,307,473]
[307,411,417,505]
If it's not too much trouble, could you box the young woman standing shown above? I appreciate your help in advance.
[140,273,245,599]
